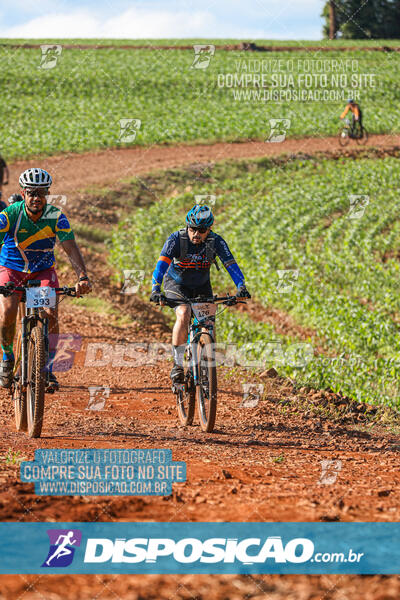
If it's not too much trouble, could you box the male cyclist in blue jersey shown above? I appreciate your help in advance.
[150,204,251,384]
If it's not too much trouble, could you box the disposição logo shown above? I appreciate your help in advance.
[42,529,82,567]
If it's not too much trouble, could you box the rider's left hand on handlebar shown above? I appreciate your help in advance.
[236,284,251,299]
[75,277,92,297]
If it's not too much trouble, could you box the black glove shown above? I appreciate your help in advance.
[150,290,165,304]
[236,285,251,299]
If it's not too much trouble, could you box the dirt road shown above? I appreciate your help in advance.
[6,134,400,196]
[0,138,400,598]
[0,295,399,598]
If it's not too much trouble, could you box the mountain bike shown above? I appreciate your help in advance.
[338,119,368,147]
[0,281,77,438]
[159,294,246,433]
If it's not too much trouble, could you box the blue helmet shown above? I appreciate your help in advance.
[185,204,214,228]
[347,98,354,104]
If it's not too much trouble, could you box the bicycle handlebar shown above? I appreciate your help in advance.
[0,283,77,297]
[155,294,246,308]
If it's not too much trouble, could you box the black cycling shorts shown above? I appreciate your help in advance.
[164,275,213,305]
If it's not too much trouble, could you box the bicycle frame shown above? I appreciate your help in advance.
[0,282,77,392]
[187,304,216,388]
[18,283,50,390]
[157,292,246,432]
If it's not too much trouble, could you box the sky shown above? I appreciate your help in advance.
[0,0,324,40]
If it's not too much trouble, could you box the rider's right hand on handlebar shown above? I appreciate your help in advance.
[0,282,16,297]
[236,284,251,299]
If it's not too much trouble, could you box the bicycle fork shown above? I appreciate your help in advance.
[21,315,29,390]
[20,313,49,390]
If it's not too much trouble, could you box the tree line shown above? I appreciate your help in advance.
[322,0,400,39]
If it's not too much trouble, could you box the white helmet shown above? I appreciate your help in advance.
[19,168,52,189]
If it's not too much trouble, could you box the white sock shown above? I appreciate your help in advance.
[173,345,185,367]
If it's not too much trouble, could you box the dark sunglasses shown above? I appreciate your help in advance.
[25,188,48,198]
[189,226,208,233]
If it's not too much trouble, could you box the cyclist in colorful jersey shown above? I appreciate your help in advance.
[150,204,250,384]
[0,168,92,390]
[340,99,363,136]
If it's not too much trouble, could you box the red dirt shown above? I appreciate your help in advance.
[0,295,399,598]
[6,134,400,196]
[1,138,400,597]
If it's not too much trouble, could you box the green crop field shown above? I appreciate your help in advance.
[0,41,398,159]
[109,153,400,408]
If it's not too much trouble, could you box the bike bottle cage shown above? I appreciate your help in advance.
[175,228,220,271]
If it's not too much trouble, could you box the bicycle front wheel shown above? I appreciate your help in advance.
[12,327,27,432]
[176,346,196,426]
[26,325,46,438]
[338,127,350,147]
[196,334,217,433]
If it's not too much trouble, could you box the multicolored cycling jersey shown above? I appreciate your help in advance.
[152,230,245,289]
[0,201,75,273]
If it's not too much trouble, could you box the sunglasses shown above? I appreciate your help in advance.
[189,226,208,234]
[25,188,48,198]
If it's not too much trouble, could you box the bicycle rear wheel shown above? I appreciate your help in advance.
[26,325,46,438]
[176,346,195,426]
[196,334,217,433]
[356,126,368,145]
[338,127,350,147]
[12,326,27,432]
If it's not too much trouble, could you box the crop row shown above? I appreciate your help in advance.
[0,46,397,159]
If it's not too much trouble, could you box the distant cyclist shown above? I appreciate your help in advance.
[8,194,23,205]
[0,154,9,210]
[0,168,92,390]
[150,204,251,384]
[340,99,363,137]
[0,194,23,212]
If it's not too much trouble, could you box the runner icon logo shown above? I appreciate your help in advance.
[348,195,369,219]
[276,269,299,293]
[266,119,291,143]
[42,529,82,567]
[190,45,215,69]
[39,45,62,70]
[118,119,141,143]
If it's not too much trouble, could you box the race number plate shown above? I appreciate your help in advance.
[192,302,216,323]
[26,286,56,309]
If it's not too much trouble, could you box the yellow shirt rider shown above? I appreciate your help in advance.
[340,99,363,131]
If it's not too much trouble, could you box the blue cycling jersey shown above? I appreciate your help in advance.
[152,230,245,290]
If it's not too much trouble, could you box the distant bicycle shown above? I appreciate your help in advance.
[157,293,246,433]
[0,281,77,438]
[338,119,368,147]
